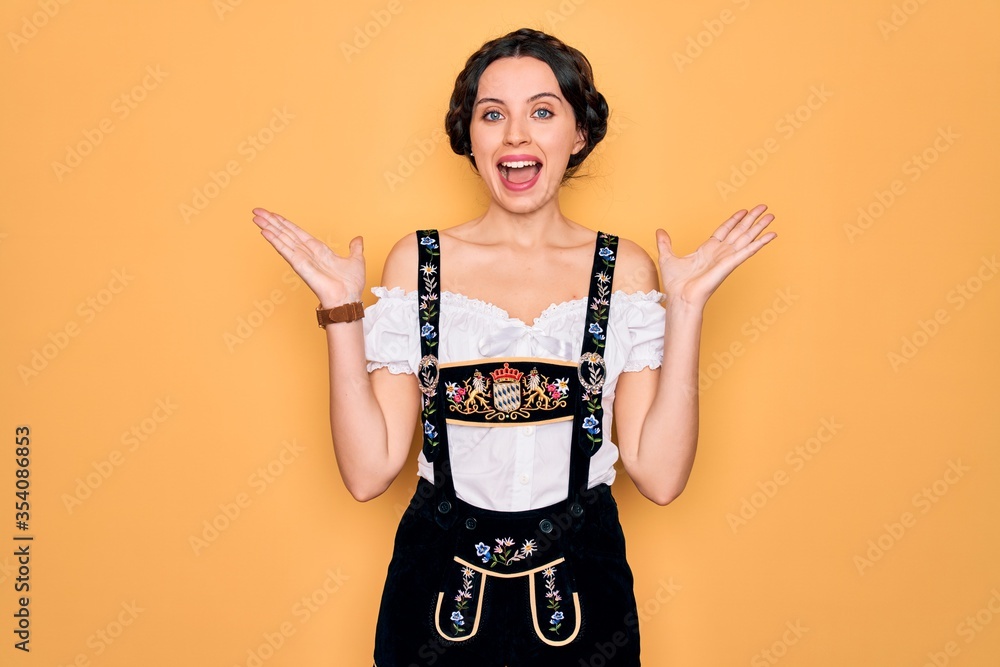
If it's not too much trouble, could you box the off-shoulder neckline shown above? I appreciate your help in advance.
[370,286,665,329]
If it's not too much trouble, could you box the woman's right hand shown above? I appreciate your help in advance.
[251,207,366,307]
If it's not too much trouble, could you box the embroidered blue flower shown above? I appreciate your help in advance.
[550,611,564,624]
[475,542,490,560]
[588,322,604,340]
[451,611,464,625]
[424,420,437,438]
[598,247,614,258]
[582,415,600,434]
[420,235,439,249]
[421,323,436,339]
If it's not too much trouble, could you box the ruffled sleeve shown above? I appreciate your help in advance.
[620,291,666,373]
[363,286,419,374]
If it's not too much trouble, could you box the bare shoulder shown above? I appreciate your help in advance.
[379,231,420,292]
[612,235,659,294]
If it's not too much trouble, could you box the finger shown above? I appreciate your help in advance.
[655,228,674,258]
[730,230,778,266]
[711,209,748,242]
[348,235,364,260]
[721,204,767,244]
[255,215,306,254]
[252,208,292,239]
[252,208,316,247]
[732,212,775,249]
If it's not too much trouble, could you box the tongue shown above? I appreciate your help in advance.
[505,164,541,184]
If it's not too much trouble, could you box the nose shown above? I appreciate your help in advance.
[503,115,529,147]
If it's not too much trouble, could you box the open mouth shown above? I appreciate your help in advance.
[497,160,542,187]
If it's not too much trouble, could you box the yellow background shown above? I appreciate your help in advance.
[2,0,999,665]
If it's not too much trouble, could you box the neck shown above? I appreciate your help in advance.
[475,197,573,248]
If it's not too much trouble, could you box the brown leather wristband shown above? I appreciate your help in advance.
[316,301,365,328]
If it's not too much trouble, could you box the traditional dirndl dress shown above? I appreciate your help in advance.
[373,230,642,666]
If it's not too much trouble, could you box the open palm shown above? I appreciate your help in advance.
[657,204,777,307]
[251,207,366,306]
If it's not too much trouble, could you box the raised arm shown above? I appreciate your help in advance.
[613,205,777,505]
[252,208,421,501]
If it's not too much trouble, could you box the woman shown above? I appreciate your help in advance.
[252,27,775,666]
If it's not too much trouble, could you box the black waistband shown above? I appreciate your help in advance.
[439,359,579,426]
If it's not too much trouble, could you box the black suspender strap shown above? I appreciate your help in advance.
[566,232,619,522]
[415,230,457,528]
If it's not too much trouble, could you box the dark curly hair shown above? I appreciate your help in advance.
[444,28,609,180]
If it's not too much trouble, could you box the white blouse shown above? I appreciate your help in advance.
[363,286,666,511]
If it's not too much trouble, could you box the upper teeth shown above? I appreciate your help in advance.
[500,160,538,168]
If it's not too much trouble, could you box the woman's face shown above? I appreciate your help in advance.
[469,56,586,215]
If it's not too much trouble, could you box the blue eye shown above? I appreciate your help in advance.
[483,110,502,121]
[534,109,552,119]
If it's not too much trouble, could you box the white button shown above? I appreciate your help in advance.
[522,426,535,436]
[519,474,530,485]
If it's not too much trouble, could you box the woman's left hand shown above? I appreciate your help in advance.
[656,203,777,308]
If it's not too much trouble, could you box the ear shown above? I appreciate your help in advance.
[571,125,587,155]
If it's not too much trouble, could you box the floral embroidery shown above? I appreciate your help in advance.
[475,537,537,568]
[578,233,617,453]
[450,566,475,634]
[417,230,442,456]
[543,566,564,635]
[444,381,467,402]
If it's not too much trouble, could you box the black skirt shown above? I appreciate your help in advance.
[373,478,641,666]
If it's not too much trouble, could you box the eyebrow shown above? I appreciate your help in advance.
[474,92,563,107]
